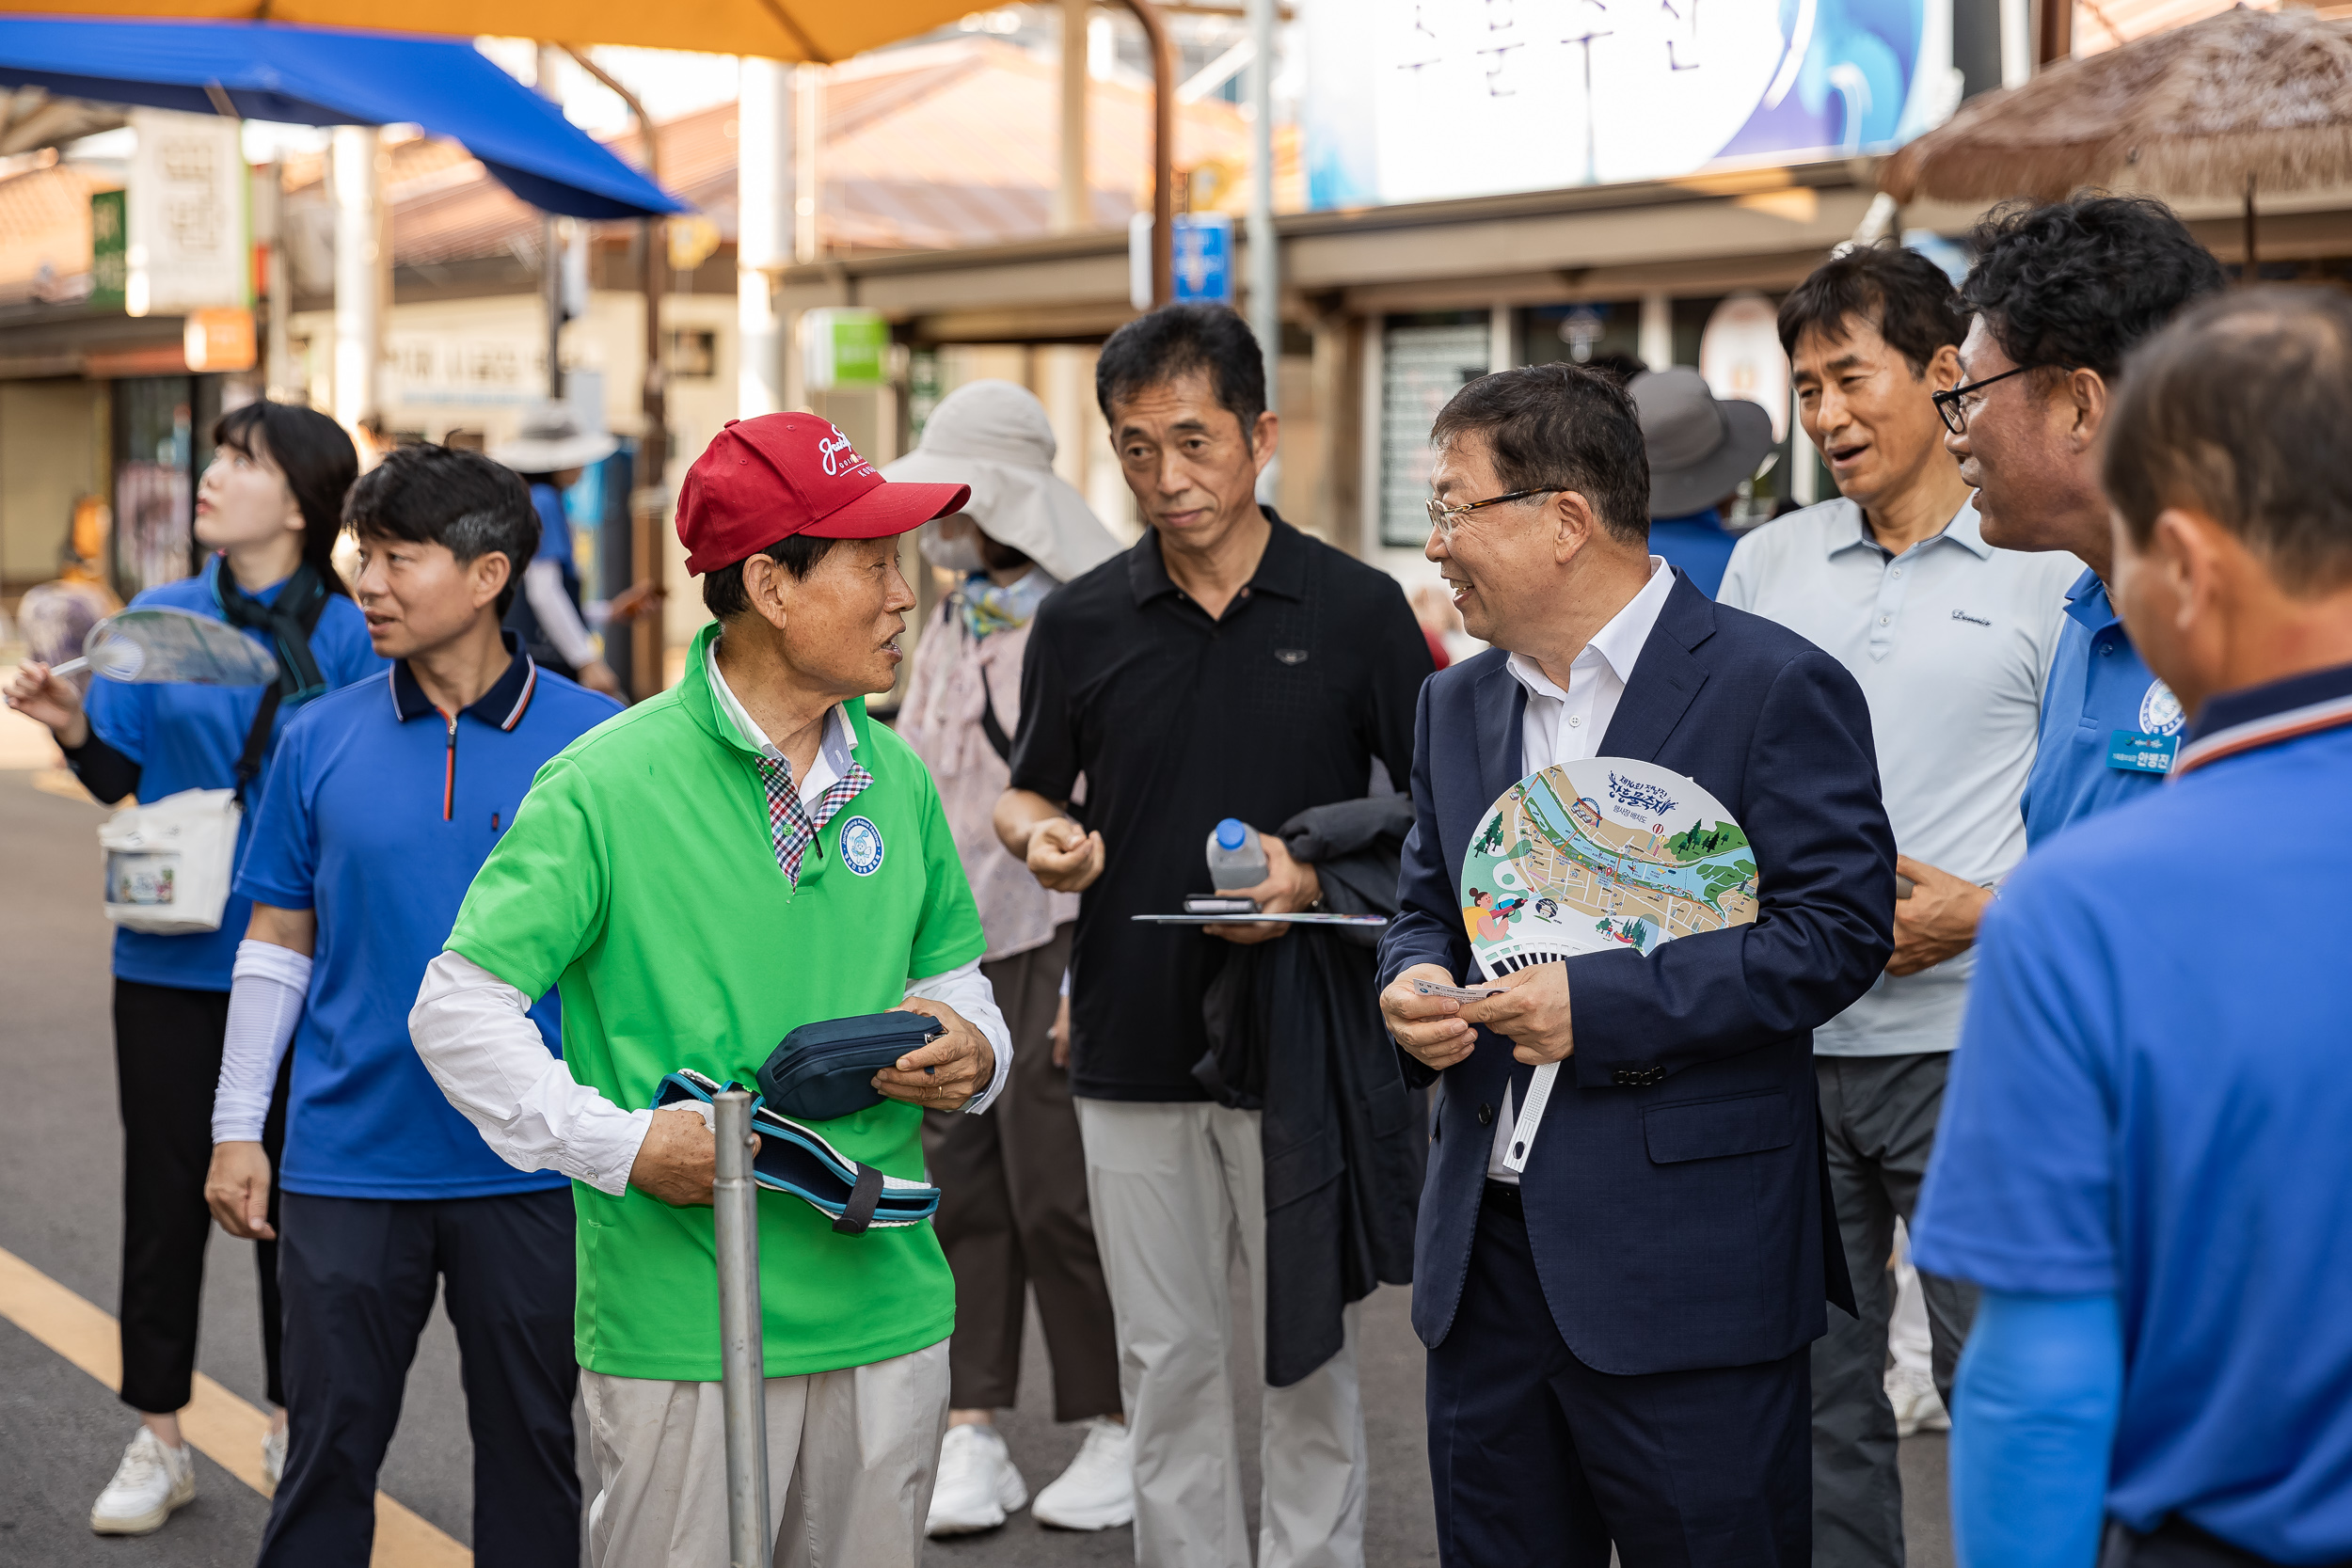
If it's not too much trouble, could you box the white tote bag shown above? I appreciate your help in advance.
[99,787,243,935]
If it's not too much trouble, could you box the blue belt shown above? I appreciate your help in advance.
[651,1069,942,1235]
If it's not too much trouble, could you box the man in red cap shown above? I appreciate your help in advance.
[410,414,1012,1567]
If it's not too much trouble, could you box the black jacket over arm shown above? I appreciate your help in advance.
[1375,574,1892,1376]
[1200,795,1424,1387]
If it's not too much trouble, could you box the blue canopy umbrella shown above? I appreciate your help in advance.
[0,15,685,217]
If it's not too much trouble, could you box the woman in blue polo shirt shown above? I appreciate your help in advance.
[3,400,383,1536]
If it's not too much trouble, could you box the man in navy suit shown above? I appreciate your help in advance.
[1376,363,1896,1565]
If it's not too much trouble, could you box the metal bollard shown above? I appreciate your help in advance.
[712,1089,770,1568]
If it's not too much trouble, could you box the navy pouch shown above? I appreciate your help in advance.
[757,1012,946,1122]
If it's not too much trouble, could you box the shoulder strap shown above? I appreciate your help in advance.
[977,677,1014,765]
[234,582,332,796]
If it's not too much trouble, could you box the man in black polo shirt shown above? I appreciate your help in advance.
[997,304,1430,1568]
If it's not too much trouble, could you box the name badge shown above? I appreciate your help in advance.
[2107,730,2179,773]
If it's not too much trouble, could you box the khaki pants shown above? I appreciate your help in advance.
[1078,1098,1368,1568]
[580,1340,949,1568]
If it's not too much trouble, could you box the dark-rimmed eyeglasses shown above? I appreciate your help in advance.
[1425,486,1564,540]
[1933,365,2050,436]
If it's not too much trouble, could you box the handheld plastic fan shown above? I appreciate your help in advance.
[50,608,281,688]
[1459,757,1758,1172]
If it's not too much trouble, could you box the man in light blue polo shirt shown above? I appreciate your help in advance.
[1937,196,2224,847]
[200,444,620,1567]
[1917,288,2352,1568]
[1721,244,2076,1568]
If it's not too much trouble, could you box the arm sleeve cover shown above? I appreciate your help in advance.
[523,559,601,671]
[62,729,140,804]
[1950,1290,2122,1568]
[212,940,311,1143]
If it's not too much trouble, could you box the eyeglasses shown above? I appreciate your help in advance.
[1425,486,1564,540]
[1932,364,2051,436]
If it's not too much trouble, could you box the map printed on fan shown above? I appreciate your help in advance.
[1460,757,1758,1173]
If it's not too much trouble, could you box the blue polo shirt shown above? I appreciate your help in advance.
[87,557,387,991]
[234,640,622,1199]
[1646,507,1739,598]
[1915,661,2352,1564]
[2020,568,2185,847]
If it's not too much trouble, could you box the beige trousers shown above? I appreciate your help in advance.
[1077,1098,1368,1568]
[580,1338,949,1568]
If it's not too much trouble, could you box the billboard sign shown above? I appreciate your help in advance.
[1305,0,1955,209]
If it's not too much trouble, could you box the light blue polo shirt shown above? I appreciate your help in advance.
[234,640,621,1199]
[1915,661,2352,1563]
[86,557,387,991]
[2021,568,2184,847]
[1720,499,2077,1054]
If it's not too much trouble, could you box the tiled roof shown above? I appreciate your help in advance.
[0,159,117,303]
[372,36,1253,267]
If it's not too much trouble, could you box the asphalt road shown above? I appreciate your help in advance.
[0,758,1952,1567]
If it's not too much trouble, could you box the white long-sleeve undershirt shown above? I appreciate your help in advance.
[408,950,1013,1196]
[522,558,600,671]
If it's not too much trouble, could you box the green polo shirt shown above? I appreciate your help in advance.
[446,619,985,1381]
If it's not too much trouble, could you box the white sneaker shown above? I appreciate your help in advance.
[1887,1366,1951,1437]
[262,1421,288,1487]
[1032,1417,1134,1532]
[926,1423,1027,1537]
[89,1428,196,1535]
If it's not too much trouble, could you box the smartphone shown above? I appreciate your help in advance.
[1184,895,1261,915]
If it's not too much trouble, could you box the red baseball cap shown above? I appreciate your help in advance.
[675,413,970,576]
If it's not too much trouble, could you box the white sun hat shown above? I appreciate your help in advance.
[488,403,620,475]
[884,379,1122,585]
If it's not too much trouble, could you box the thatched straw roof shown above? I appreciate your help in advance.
[1879,6,2352,203]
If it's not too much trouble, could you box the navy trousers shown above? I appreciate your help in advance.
[260,1188,580,1568]
[1426,1185,1812,1568]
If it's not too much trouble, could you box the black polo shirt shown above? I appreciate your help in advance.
[1011,511,1432,1101]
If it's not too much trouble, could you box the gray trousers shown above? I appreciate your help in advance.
[1811,1053,1979,1568]
[1077,1098,1368,1568]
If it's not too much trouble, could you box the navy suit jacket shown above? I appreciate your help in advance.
[1377,574,1893,1376]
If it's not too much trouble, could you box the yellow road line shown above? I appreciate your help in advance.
[0,1242,469,1566]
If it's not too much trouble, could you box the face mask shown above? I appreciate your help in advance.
[919,525,986,575]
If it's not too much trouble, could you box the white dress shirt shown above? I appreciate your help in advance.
[1486,557,1676,1182]
[408,638,1012,1197]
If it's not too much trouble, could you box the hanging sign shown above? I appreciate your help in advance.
[125,109,250,319]
[183,308,256,372]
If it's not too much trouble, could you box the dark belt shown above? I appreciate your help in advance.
[2103,1517,2347,1568]
[1482,1179,1524,1219]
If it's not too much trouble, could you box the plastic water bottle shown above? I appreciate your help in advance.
[1205,818,1269,890]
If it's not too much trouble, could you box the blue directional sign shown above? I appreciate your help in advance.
[1174,214,1234,305]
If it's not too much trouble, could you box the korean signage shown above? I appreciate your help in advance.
[125,108,249,318]
[388,329,548,406]
[1304,0,1951,208]
[90,188,126,310]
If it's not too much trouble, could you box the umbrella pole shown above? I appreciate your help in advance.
[713,1089,769,1567]
[2244,177,2259,280]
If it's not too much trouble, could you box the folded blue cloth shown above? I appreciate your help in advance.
[652,1069,942,1235]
